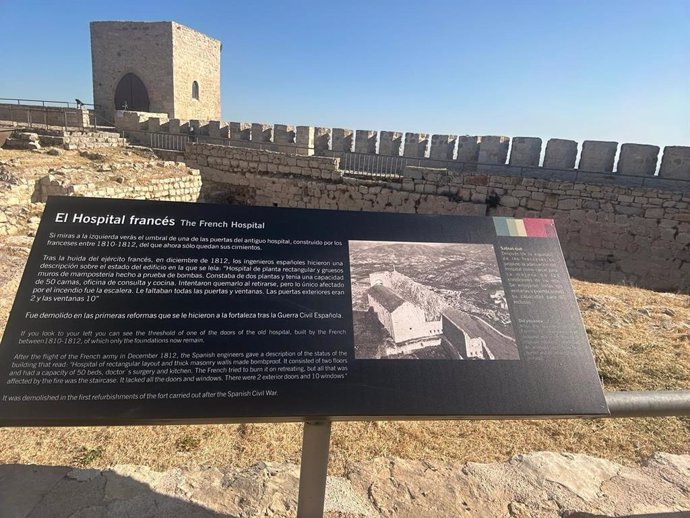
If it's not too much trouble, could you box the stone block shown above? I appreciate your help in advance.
[354,130,377,154]
[251,123,272,142]
[15,132,39,142]
[331,128,353,152]
[478,136,510,164]
[558,198,580,210]
[645,207,664,219]
[379,131,402,156]
[578,140,618,172]
[401,166,423,180]
[207,120,220,138]
[429,134,457,160]
[229,122,250,141]
[456,136,480,163]
[295,126,315,156]
[616,143,659,176]
[314,127,331,153]
[273,124,296,145]
[509,137,542,167]
[208,120,228,139]
[4,137,40,150]
[659,146,690,180]
[147,117,166,133]
[403,133,429,158]
[114,110,151,131]
[168,119,182,134]
[543,139,578,169]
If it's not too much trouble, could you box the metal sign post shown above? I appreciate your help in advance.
[297,420,332,518]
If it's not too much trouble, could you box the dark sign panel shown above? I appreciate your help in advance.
[0,197,607,425]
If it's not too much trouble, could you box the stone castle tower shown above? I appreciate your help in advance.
[90,21,221,121]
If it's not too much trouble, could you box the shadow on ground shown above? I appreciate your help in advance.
[0,464,237,518]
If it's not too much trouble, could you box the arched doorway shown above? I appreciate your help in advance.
[114,73,150,111]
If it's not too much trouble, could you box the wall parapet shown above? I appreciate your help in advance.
[122,129,690,195]
[113,112,690,182]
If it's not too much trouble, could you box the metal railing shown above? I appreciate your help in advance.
[338,152,407,178]
[0,97,90,109]
[0,97,115,129]
[605,390,690,417]
[145,131,190,151]
[329,151,690,189]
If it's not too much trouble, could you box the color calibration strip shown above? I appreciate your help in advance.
[493,217,557,238]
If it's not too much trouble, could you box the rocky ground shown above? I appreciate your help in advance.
[1,452,688,517]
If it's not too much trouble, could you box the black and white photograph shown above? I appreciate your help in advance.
[349,240,518,360]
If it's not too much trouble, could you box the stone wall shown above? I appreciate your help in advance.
[186,143,690,292]
[119,112,690,182]
[34,171,202,204]
[171,22,221,121]
[90,22,175,117]
[1,129,126,152]
[0,158,201,238]
[39,130,127,150]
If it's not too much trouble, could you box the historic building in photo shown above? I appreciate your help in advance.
[441,308,520,360]
[364,269,518,359]
[367,274,442,344]
[90,21,221,121]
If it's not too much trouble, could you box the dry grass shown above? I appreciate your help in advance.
[0,279,687,475]
[1,417,688,476]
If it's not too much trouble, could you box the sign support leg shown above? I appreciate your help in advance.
[297,420,332,518]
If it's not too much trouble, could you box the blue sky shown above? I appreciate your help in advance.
[1,0,688,148]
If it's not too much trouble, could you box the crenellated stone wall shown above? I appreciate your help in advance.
[185,143,690,292]
[115,112,690,182]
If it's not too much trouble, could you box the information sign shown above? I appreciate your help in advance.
[0,197,608,425]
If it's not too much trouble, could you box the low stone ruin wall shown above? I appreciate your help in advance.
[0,160,202,238]
[1,129,126,152]
[34,170,202,204]
[39,130,127,150]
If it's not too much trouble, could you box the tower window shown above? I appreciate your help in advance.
[192,81,199,100]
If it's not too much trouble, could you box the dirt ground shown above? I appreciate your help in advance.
[0,146,688,476]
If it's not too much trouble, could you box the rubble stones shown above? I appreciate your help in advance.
[3,132,41,151]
